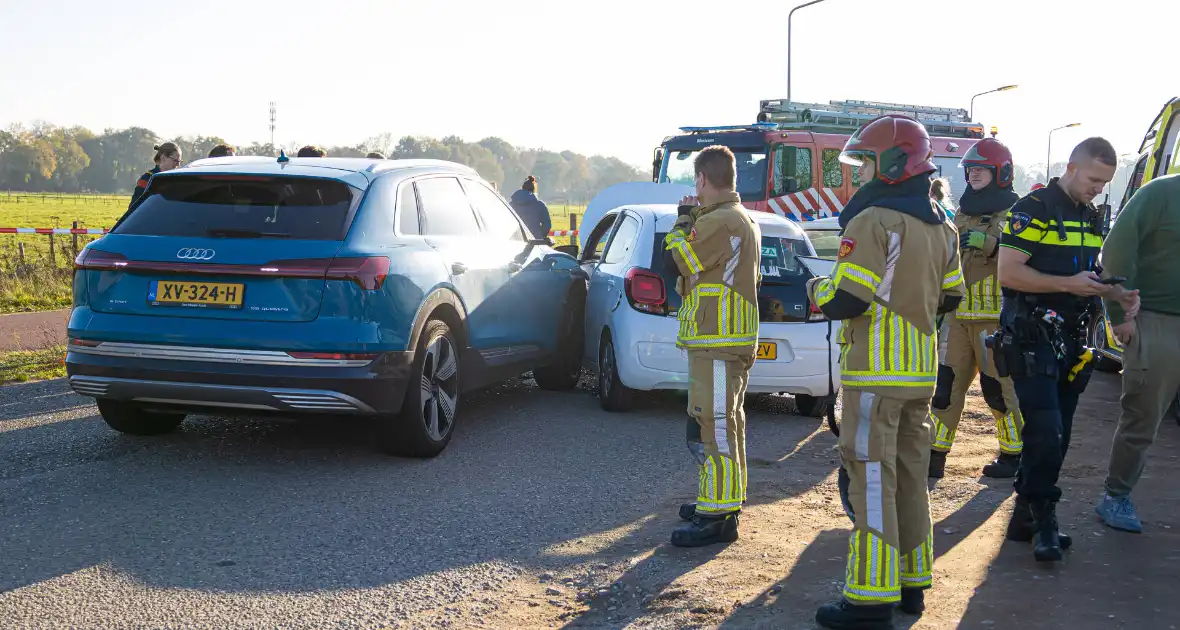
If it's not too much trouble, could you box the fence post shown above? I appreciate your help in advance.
[570,213,578,232]
[49,233,56,267]
[18,242,25,265]
[72,221,79,253]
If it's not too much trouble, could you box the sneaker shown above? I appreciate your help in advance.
[1095,494,1143,533]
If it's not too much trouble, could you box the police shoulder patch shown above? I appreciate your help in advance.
[838,237,856,258]
[1008,212,1031,235]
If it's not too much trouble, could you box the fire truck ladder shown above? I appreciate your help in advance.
[757,98,984,139]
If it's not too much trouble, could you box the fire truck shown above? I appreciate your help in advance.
[651,98,987,222]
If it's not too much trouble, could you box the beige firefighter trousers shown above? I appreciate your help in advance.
[931,314,1023,455]
[839,389,934,605]
[686,351,752,516]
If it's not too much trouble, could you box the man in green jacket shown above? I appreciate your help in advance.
[1094,173,1180,533]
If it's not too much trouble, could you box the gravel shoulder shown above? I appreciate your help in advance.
[1,371,1177,629]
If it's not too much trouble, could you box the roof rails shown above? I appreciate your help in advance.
[757,98,985,139]
[678,123,779,135]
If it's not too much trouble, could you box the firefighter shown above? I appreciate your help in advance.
[928,138,1024,480]
[663,145,761,547]
[806,115,964,629]
[993,137,1139,562]
[128,142,182,210]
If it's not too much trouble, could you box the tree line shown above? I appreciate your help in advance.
[0,123,647,201]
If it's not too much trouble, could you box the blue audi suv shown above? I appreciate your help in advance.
[66,155,587,457]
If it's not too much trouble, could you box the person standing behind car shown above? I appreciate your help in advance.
[208,144,236,158]
[929,177,956,221]
[128,142,182,210]
[510,176,552,239]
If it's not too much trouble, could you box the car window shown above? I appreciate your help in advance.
[415,177,481,237]
[603,215,640,265]
[771,145,813,196]
[582,212,619,261]
[113,174,360,240]
[397,182,421,235]
[464,180,525,241]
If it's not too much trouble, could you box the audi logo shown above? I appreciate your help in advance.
[176,248,216,260]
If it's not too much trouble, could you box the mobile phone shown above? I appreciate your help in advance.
[1099,276,1127,285]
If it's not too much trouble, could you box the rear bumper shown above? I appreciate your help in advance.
[65,343,413,416]
[609,312,841,396]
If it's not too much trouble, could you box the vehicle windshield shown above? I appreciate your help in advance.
[659,149,768,201]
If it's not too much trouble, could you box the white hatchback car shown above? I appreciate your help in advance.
[577,204,841,416]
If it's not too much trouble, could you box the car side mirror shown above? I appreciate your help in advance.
[779,145,798,178]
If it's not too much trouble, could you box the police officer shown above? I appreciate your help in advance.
[128,142,182,210]
[807,115,964,630]
[663,145,761,548]
[993,137,1139,562]
[929,138,1024,480]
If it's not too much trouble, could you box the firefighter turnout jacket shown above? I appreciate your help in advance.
[664,191,763,360]
[810,206,965,398]
[953,211,1006,320]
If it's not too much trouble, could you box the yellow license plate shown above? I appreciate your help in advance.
[150,281,245,309]
[756,342,777,361]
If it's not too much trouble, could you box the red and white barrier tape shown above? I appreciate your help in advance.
[547,230,579,237]
[0,227,109,235]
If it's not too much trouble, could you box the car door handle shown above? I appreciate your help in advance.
[452,262,468,275]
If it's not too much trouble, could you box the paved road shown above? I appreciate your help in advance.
[0,375,825,628]
[0,309,69,351]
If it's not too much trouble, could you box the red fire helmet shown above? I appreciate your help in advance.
[839,115,936,185]
[960,137,1014,188]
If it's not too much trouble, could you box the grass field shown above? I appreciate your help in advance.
[0,192,588,313]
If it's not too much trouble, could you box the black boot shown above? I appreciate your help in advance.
[1030,500,1063,562]
[982,453,1021,479]
[816,599,895,630]
[680,500,746,520]
[928,450,947,479]
[898,588,924,615]
[1007,496,1071,549]
[671,513,739,547]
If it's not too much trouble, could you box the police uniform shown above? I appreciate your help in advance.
[930,199,1024,471]
[808,189,964,608]
[993,176,1104,561]
[128,165,160,210]
[663,190,761,547]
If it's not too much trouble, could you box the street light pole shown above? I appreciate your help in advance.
[1046,122,1082,180]
[787,0,828,106]
[968,85,1018,122]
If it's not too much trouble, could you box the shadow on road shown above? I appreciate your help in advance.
[0,373,838,617]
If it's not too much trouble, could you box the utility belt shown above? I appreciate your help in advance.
[984,296,1096,389]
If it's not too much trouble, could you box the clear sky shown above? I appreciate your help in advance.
[1,0,1174,169]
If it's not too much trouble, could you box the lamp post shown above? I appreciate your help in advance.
[787,0,828,106]
[1046,122,1082,180]
[968,85,1018,122]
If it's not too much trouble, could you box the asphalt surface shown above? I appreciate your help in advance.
[0,309,69,351]
[0,374,827,629]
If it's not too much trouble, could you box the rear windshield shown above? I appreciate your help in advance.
[114,175,361,240]
[803,226,842,259]
[653,232,812,319]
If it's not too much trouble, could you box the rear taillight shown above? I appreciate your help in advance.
[73,251,390,292]
[325,256,390,291]
[75,249,129,271]
[808,301,827,322]
[625,267,667,315]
